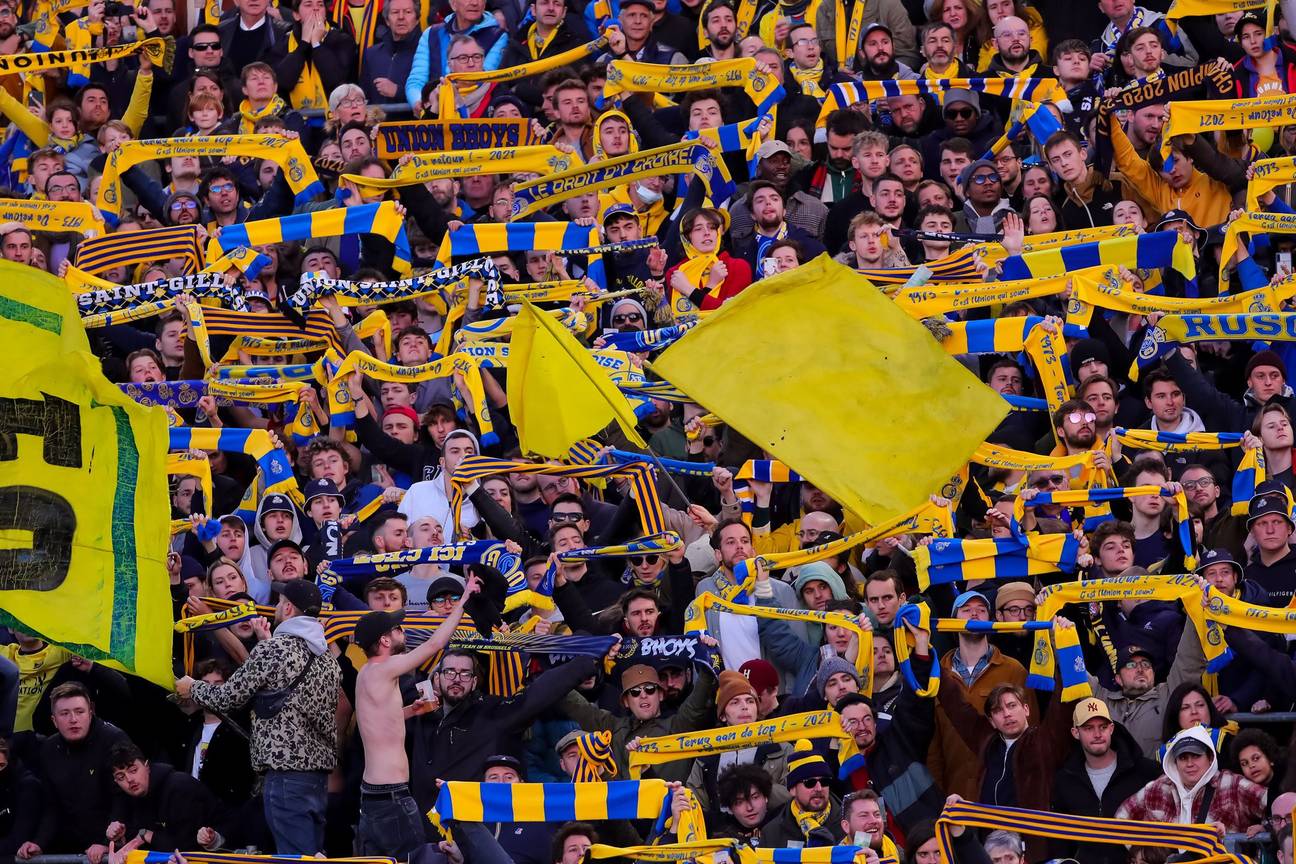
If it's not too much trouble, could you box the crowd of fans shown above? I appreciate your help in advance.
[14,0,1296,863]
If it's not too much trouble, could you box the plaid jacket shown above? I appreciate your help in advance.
[1115,770,1266,833]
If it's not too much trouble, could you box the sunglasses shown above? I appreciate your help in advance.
[625,683,660,698]
[170,200,199,212]
[612,312,644,325]
[208,181,236,194]
[970,173,1001,185]
[1032,474,1066,489]
[192,41,221,50]
[945,106,976,119]
[629,554,660,566]
[431,594,461,604]
[1066,411,1097,425]
[799,778,827,788]
[550,511,584,523]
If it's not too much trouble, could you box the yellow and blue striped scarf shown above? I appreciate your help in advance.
[627,710,847,778]
[211,202,411,276]
[169,426,302,505]
[450,456,665,538]
[999,230,1193,282]
[429,779,671,830]
[436,221,599,267]
[74,224,204,275]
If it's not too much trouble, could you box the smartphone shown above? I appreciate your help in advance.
[415,680,434,702]
[1279,251,1292,277]
[760,257,778,278]
[854,832,869,848]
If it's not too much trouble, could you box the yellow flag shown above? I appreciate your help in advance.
[507,299,648,458]
[0,261,173,688]
[653,255,1007,523]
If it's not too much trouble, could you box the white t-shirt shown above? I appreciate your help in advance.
[399,477,479,534]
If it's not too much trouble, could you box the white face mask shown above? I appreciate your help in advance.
[635,183,663,204]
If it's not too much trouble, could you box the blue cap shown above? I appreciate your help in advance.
[303,478,344,505]
[1194,547,1242,578]
[952,590,990,615]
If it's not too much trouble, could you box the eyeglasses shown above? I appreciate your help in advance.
[1182,478,1216,491]
[612,312,644,325]
[791,37,818,47]
[799,778,827,788]
[439,668,475,679]
[629,554,660,566]
[1032,474,1067,489]
[192,41,221,50]
[625,683,660,697]
[999,604,1035,617]
[450,52,485,63]
[550,511,584,523]
[1065,411,1097,425]
[945,106,976,119]
[1122,659,1153,670]
[431,594,461,605]
[170,199,199,212]
[337,96,366,108]
[208,181,236,195]
[47,183,79,195]
[970,172,1001,185]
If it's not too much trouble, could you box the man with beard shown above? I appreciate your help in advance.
[797,109,867,204]
[729,141,829,246]
[986,16,1046,76]
[1086,641,1204,758]
[738,183,827,276]
[701,2,738,59]
[884,93,941,140]
[761,743,844,847]
[857,24,919,80]
[408,645,608,833]
[1050,700,1163,864]
[353,576,479,858]
[1182,464,1246,557]
[920,21,961,76]
[0,2,23,75]
[1052,401,1112,473]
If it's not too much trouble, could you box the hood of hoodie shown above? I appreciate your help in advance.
[1150,406,1206,436]
[274,613,329,655]
[1161,726,1220,820]
[253,495,302,549]
[793,562,850,603]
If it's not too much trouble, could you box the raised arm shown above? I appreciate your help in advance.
[383,575,481,680]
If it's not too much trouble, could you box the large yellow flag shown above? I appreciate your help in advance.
[654,255,1007,523]
[0,261,173,688]
[508,299,648,458]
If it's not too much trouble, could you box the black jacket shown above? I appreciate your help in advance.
[0,753,42,856]
[362,29,421,103]
[109,762,225,852]
[1166,349,1296,433]
[760,797,843,849]
[409,657,599,836]
[499,15,592,108]
[838,652,944,834]
[33,718,132,852]
[180,715,256,807]
[274,24,359,107]
[1050,723,1162,864]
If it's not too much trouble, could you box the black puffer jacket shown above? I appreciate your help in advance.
[1050,721,1163,864]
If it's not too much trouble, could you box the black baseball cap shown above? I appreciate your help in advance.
[273,578,322,615]
[1117,644,1153,668]
[268,538,305,561]
[354,610,405,651]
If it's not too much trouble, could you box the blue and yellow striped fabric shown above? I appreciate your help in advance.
[857,246,985,284]
[75,224,204,275]
[187,304,343,363]
[212,202,411,275]
[1115,427,1244,452]
[935,800,1237,864]
[127,853,395,864]
[608,449,716,478]
[429,780,671,827]
[915,533,1081,589]
[998,230,1193,281]
[436,221,598,266]
[735,460,802,483]
[169,427,301,504]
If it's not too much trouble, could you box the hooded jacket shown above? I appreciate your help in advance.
[1116,726,1267,831]
[247,497,303,603]
[1059,166,1122,229]
[188,615,341,773]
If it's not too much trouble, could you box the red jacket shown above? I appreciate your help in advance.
[664,252,752,311]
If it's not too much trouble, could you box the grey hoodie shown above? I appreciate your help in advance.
[274,614,329,655]
[246,497,303,603]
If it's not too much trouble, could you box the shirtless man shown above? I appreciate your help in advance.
[353,573,481,859]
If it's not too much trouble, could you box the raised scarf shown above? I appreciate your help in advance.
[999,230,1194,282]
[437,37,606,117]
[0,198,103,235]
[326,350,490,440]
[601,58,784,125]
[512,141,733,218]
[287,257,499,311]
[435,220,598,266]
[210,200,410,275]
[98,136,321,219]
[1162,93,1296,165]
[1069,268,1291,330]
[1135,313,1296,379]
[627,710,848,778]
[892,273,1071,318]
[1247,155,1296,208]
[344,146,574,189]
[0,36,174,75]
[169,426,301,504]
[74,224,204,275]
[374,118,537,158]
[429,780,671,830]
[76,274,239,318]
